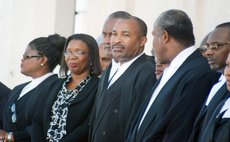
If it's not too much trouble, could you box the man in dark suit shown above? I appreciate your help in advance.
[89,16,157,142]
[189,22,230,142]
[125,9,219,142]
[199,96,230,142]
[200,50,230,142]
[199,51,230,142]
[0,82,11,129]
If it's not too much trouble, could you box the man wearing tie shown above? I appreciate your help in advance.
[126,9,219,142]
[90,15,157,142]
[189,22,230,142]
[199,51,230,142]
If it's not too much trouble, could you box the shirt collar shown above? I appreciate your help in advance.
[30,72,54,86]
[168,46,196,70]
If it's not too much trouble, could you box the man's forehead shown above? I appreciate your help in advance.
[102,18,120,32]
[207,28,230,43]
[113,19,137,31]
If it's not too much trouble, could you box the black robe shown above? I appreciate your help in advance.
[89,54,157,142]
[31,77,99,142]
[3,75,60,142]
[126,50,219,142]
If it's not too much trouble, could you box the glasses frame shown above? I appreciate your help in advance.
[23,54,42,60]
[64,51,88,58]
[198,42,230,52]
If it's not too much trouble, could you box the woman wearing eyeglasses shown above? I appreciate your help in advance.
[31,33,101,142]
[0,34,66,142]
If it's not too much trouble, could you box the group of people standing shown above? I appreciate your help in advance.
[0,9,229,142]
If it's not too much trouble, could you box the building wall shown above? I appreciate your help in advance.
[0,0,75,88]
[74,0,230,54]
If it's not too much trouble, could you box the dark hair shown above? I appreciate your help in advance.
[131,16,147,37]
[215,22,230,29]
[108,11,131,19]
[155,9,195,47]
[59,33,102,77]
[28,34,66,72]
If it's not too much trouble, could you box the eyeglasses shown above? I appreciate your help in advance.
[10,103,17,123]
[23,54,42,60]
[64,51,88,57]
[198,42,230,52]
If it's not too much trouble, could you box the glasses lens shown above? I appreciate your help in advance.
[23,54,42,60]
[23,54,28,60]
[64,51,87,57]
[64,52,69,57]
[198,46,207,52]
[209,43,219,50]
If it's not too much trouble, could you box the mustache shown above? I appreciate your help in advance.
[112,44,125,49]
[207,57,215,62]
[104,44,111,49]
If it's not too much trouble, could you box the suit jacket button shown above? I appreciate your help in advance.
[102,131,106,135]
[113,109,118,113]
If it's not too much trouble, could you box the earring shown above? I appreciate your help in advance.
[40,63,44,67]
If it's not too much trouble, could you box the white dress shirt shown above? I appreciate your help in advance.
[219,97,230,118]
[18,72,54,100]
[108,59,120,81]
[138,46,196,129]
[205,74,226,106]
[107,52,144,88]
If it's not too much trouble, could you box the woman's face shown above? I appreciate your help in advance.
[65,39,90,75]
[20,46,43,78]
[155,57,169,80]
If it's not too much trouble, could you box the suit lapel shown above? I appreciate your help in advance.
[44,80,63,130]
[137,78,177,140]
[93,75,126,131]
[70,78,97,105]
[201,84,228,127]
[94,55,147,132]
[4,84,27,126]
[8,83,29,104]
[95,65,111,117]
[136,51,202,141]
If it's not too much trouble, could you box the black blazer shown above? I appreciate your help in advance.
[31,76,99,142]
[189,83,229,142]
[126,50,219,142]
[199,97,230,142]
[0,82,11,128]
[89,54,157,142]
[3,74,60,142]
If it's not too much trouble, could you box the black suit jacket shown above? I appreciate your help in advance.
[189,83,229,142]
[89,54,157,142]
[3,75,60,142]
[199,97,230,142]
[126,50,219,142]
[0,82,11,128]
[31,76,99,142]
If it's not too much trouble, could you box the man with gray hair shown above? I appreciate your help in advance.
[126,9,219,142]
